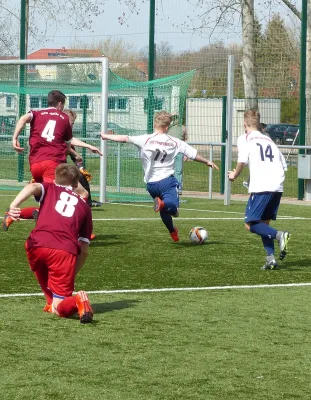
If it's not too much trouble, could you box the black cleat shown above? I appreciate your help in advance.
[89,200,103,208]
[279,232,290,260]
[261,259,279,270]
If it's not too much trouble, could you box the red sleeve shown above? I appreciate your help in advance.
[29,110,37,124]
[34,182,49,202]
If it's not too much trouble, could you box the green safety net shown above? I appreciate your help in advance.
[0,63,195,202]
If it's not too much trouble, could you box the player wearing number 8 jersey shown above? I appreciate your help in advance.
[228,109,290,270]
[7,164,93,323]
[101,111,219,241]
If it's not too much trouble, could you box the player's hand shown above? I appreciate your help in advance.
[100,132,108,140]
[12,139,24,153]
[207,161,219,170]
[75,154,83,163]
[228,169,236,181]
[7,207,21,221]
[183,156,189,162]
[88,145,103,156]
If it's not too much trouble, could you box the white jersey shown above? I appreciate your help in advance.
[128,132,197,183]
[237,130,286,193]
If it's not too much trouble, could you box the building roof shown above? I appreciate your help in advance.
[28,47,102,59]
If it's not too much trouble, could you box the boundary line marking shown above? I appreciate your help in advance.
[2,282,311,298]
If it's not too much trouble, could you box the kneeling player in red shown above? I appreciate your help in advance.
[7,163,94,323]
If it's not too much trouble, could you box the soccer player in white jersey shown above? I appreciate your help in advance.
[101,111,219,242]
[228,109,290,270]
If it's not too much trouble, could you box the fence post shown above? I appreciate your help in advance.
[220,96,227,194]
[224,55,234,206]
[81,95,88,166]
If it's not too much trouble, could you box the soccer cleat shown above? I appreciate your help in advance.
[32,209,39,223]
[170,227,179,242]
[261,259,279,270]
[279,232,290,260]
[2,209,13,231]
[76,290,93,324]
[154,197,164,212]
[90,233,96,240]
[89,200,103,208]
[43,303,53,313]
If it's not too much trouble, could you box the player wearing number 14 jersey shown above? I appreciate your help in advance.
[101,111,219,241]
[228,109,290,270]
[7,164,93,323]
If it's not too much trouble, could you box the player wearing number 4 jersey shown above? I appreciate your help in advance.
[7,164,94,323]
[228,109,290,270]
[101,111,219,241]
[3,90,102,232]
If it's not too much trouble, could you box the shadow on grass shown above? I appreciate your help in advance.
[174,240,229,248]
[90,234,126,247]
[280,258,311,270]
[92,299,140,314]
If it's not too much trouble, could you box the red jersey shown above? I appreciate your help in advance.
[28,108,72,165]
[26,183,92,255]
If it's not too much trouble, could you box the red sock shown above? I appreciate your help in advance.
[20,207,38,219]
[34,270,53,305]
[57,296,78,318]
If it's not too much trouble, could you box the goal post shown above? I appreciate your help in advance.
[0,57,194,203]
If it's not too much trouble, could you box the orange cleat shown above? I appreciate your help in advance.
[43,303,53,313]
[154,197,164,212]
[170,227,179,242]
[76,290,93,323]
[90,233,96,240]
[2,209,13,231]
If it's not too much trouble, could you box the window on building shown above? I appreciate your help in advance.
[144,96,164,113]
[30,96,40,109]
[69,96,79,109]
[41,97,48,108]
[6,95,12,108]
[108,96,129,111]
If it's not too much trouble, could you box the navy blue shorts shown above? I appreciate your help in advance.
[244,192,282,223]
[147,176,179,209]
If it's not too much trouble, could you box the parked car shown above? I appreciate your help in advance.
[282,125,299,145]
[72,122,101,138]
[265,124,298,145]
[0,115,16,135]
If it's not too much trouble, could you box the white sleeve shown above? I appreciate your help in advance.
[237,135,249,163]
[128,134,150,148]
[178,140,197,160]
[280,152,288,171]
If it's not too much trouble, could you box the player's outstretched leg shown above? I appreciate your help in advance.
[160,210,179,242]
[276,231,291,260]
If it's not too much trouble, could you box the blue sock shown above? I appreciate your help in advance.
[160,210,174,233]
[249,222,277,239]
[261,236,275,256]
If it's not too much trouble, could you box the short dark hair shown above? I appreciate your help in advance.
[48,90,66,107]
[55,163,79,187]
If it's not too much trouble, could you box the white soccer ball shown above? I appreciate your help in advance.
[189,227,208,244]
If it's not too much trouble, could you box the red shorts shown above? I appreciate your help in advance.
[25,246,77,297]
[30,160,60,183]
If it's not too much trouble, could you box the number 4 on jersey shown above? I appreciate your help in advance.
[41,120,56,142]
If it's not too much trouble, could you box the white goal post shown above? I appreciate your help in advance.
[0,56,109,202]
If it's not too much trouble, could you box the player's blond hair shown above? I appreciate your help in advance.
[154,111,173,129]
[244,109,261,130]
[55,164,80,188]
[63,109,77,123]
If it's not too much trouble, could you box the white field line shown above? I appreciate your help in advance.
[2,282,311,298]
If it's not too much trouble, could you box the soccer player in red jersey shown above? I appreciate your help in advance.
[3,90,102,230]
[7,163,94,323]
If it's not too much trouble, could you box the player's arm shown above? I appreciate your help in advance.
[12,114,32,153]
[75,242,89,276]
[228,162,245,181]
[194,154,219,170]
[71,137,103,156]
[101,133,129,143]
[8,183,42,220]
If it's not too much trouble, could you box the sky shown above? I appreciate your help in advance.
[6,0,301,55]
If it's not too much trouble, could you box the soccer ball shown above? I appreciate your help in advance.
[189,227,208,244]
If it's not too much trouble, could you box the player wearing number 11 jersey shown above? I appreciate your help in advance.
[228,109,290,270]
[101,111,219,241]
